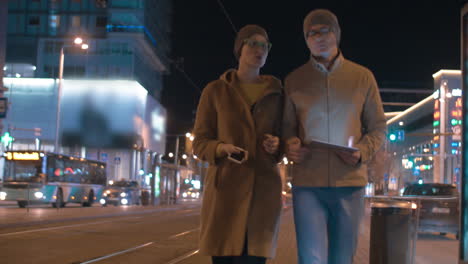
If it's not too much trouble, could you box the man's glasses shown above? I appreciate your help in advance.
[243,39,272,51]
[306,27,332,38]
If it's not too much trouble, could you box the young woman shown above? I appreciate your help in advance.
[192,25,284,264]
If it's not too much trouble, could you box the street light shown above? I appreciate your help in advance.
[74,37,83,45]
[54,37,89,152]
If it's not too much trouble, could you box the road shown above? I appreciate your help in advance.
[0,199,459,264]
[0,200,202,264]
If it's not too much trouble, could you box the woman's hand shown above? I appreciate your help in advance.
[263,134,279,154]
[216,143,241,157]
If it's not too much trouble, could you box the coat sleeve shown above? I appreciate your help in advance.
[282,77,299,143]
[355,72,387,164]
[192,84,223,166]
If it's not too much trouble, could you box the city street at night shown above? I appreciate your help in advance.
[0,1,467,263]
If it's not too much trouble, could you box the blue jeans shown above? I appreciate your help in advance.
[292,186,365,264]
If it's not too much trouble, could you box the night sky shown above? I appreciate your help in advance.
[162,0,466,134]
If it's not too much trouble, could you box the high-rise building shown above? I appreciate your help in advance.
[6,0,171,99]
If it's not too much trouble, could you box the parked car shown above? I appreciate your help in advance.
[401,183,459,237]
[100,180,141,206]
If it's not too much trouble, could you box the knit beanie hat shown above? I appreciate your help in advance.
[303,9,341,45]
[234,25,269,60]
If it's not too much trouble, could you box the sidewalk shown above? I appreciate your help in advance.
[269,205,458,264]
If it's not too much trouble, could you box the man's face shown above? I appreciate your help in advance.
[305,24,338,60]
[239,34,270,68]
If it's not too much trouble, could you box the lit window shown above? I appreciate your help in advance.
[50,15,60,28]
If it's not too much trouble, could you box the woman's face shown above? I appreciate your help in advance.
[239,34,271,69]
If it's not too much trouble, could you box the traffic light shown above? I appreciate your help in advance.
[1,132,14,148]
[388,130,405,142]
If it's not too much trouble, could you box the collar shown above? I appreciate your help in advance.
[309,51,344,73]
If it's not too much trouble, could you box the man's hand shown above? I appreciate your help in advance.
[336,150,361,165]
[263,134,280,154]
[217,143,241,157]
[286,137,309,163]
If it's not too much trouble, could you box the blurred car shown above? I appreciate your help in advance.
[401,183,459,236]
[100,180,141,206]
[181,187,200,199]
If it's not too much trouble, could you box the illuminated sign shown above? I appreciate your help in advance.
[6,152,40,160]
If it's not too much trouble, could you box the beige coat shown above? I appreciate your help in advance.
[193,70,283,258]
[283,53,386,187]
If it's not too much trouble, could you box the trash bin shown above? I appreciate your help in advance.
[369,200,415,264]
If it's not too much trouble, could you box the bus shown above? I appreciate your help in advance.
[0,151,106,208]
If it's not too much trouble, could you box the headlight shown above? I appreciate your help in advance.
[103,193,107,197]
[191,192,196,198]
[182,192,187,198]
[100,198,106,205]
[120,192,127,197]
[34,192,44,199]
[0,192,6,200]
[121,198,128,205]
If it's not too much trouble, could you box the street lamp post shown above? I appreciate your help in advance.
[166,132,194,165]
[54,38,88,152]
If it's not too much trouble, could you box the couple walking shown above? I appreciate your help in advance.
[192,8,386,264]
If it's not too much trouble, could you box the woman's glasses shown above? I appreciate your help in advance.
[243,39,272,51]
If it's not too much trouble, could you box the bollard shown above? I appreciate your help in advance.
[369,200,415,264]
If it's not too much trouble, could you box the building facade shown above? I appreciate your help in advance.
[3,0,172,186]
[386,70,462,190]
[6,0,171,99]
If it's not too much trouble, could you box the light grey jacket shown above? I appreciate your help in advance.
[283,53,386,187]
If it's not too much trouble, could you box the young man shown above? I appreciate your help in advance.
[283,9,386,264]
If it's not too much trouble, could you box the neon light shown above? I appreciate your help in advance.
[6,152,40,160]
[387,95,434,125]
[434,111,440,119]
[451,119,459,126]
[434,99,439,109]
[451,111,459,117]
[433,120,440,127]
[456,98,462,108]
[432,69,461,79]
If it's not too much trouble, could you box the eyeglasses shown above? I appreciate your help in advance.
[243,39,272,51]
[306,27,332,38]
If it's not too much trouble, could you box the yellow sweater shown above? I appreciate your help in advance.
[238,81,268,106]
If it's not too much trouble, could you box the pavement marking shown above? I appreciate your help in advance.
[0,219,115,237]
[164,249,199,264]
[169,227,200,239]
[78,242,155,264]
[0,215,142,237]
